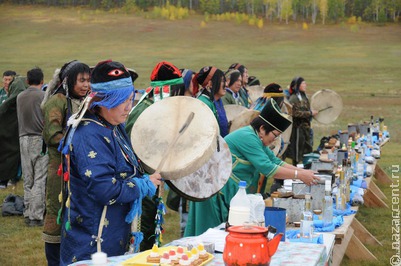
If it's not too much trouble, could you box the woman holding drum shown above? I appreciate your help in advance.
[185,98,319,237]
[58,60,162,265]
[284,77,318,166]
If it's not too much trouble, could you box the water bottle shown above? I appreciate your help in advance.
[322,180,333,227]
[228,181,251,226]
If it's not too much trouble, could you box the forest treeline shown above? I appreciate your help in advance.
[4,0,401,24]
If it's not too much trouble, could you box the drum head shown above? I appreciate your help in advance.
[269,136,282,156]
[311,89,343,124]
[131,96,219,180]
[268,102,292,157]
[166,136,232,201]
[247,85,264,103]
[224,105,260,133]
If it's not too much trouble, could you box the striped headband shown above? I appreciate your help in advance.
[202,67,217,87]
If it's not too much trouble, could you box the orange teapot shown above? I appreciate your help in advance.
[223,225,282,266]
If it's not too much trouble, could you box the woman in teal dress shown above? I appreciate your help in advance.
[184,98,320,236]
[194,66,229,137]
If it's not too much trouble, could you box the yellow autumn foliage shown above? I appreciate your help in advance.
[257,18,263,29]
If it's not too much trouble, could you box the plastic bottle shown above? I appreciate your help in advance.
[228,180,251,226]
[322,180,333,227]
[301,193,313,239]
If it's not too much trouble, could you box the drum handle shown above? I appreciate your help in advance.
[156,112,195,197]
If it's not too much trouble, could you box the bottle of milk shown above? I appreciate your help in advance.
[228,181,251,226]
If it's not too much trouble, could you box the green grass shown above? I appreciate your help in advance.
[0,3,400,266]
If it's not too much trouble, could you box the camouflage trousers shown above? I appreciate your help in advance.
[20,135,49,221]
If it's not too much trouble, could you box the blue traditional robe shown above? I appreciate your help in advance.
[60,113,149,265]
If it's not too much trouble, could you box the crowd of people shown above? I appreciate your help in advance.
[0,60,320,265]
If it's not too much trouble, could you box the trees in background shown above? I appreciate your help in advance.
[5,0,401,23]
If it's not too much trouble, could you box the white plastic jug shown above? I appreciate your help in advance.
[228,180,251,226]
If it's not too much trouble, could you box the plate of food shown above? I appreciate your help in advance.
[121,244,214,266]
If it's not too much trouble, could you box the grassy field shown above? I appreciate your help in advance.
[0,3,400,266]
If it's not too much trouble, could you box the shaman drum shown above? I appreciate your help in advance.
[247,85,264,103]
[166,136,232,201]
[311,89,343,124]
[268,102,292,157]
[269,136,282,156]
[131,96,219,180]
[278,103,292,157]
[224,105,260,133]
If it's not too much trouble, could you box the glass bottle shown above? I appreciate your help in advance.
[301,193,313,239]
[322,180,333,227]
[345,159,352,202]
[356,147,365,180]
[350,141,357,174]
[336,170,347,211]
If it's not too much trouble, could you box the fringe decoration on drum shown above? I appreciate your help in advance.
[154,197,166,247]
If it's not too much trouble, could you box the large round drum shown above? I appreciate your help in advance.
[268,103,292,157]
[269,136,282,156]
[247,85,264,103]
[131,96,219,180]
[278,103,292,157]
[166,136,232,201]
[224,105,260,133]
[311,89,343,124]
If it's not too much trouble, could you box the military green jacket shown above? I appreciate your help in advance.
[42,93,82,243]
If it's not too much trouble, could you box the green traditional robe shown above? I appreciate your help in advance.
[0,77,26,182]
[184,126,285,236]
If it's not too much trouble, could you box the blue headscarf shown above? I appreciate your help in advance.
[90,60,135,109]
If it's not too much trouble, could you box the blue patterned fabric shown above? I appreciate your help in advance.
[60,112,155,266]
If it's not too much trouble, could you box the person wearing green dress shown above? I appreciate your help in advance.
[184,98,320,236]
[195,66,229,137]
[125,61,185,250]
[228,63,251,108]
[221,69,245,107]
